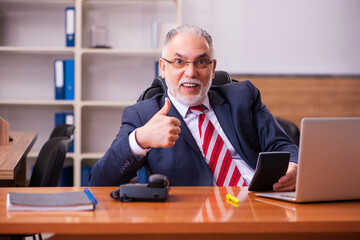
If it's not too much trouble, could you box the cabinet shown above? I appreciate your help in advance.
[0,0,182,186]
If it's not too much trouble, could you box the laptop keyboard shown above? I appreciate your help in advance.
[281,192,296,198]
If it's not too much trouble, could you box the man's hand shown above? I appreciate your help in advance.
[273,162,298,192]
[136,98,181,149]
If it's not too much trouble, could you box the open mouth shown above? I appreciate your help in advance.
[181,82,199,88]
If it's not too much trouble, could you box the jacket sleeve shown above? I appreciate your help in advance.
[88,106,148,186]
[246,80,299,164]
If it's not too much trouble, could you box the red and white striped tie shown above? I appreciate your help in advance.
[189,105,246,187]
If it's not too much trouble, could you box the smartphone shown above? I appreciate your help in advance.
[248,152,290,192]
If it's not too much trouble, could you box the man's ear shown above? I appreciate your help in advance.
[212,59,217,79]
[159,58,166,78]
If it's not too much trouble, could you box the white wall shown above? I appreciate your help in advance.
[182,0,360,75]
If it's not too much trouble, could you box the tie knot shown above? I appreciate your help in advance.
[189,105,204,115]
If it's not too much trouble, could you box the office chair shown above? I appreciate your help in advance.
[275,117,300,146]
[49,123,75,159]
[49,124,75,139]
[29,136,72,187]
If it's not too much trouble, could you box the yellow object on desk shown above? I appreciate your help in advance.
[226,193,239,203]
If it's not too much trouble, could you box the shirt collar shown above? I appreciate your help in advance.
[167,89,211,118]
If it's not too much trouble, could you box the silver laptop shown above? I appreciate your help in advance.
[256,117,360,203]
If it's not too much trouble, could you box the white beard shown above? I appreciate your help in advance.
[164,71,212,107]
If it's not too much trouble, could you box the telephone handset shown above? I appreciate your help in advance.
[110,174,169,202]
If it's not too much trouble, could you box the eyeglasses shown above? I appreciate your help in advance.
[162,57,214,69]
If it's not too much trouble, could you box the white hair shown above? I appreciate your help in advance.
[162,25,214,57]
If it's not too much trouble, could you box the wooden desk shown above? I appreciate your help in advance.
[0,132,37,187]
[0,186,359,240]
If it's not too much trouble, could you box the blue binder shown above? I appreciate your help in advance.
[64,59,74,100]
[55,112,66,127]
[54,60,64,99]
[65,7,75,47]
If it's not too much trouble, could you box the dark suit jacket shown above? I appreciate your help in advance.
[89,80,299,186]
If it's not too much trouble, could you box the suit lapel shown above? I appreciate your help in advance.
[162,94,203,156]
[208,91,246,159]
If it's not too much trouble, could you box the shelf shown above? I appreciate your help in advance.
[1,0,181,187]
[0,99,75,106]
[0,0,74,3]
[28,151,75,159]
[80,152,105,160]
[82,0,177,2]
[29,151,105,161]
[81,48,161,57]
[0,0,75,48]
[0,47,74,54]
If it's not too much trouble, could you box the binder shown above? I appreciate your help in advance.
[55,112,66,127]
[55,112,74,126]
[64,59,75,100]
[7,190,96,211]
[54,60,64,99]
[65,112,74,126]
[65,7,75,47]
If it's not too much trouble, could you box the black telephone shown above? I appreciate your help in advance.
[110,174,169,202]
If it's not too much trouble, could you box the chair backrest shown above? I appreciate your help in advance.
[49,124,75,139]
[275,117,300,146]
[138,70,235,101]
[29,137,72,187]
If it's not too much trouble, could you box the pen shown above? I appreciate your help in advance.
[84,188,98,205]
[226,194,239,203]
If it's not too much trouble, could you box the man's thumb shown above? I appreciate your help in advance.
[157,97,171,116]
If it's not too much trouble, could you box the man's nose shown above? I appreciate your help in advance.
[184,62,197,78]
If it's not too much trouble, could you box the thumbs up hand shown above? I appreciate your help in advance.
[136,98,181,149]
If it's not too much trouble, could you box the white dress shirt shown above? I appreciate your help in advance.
[129,90,255,185]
